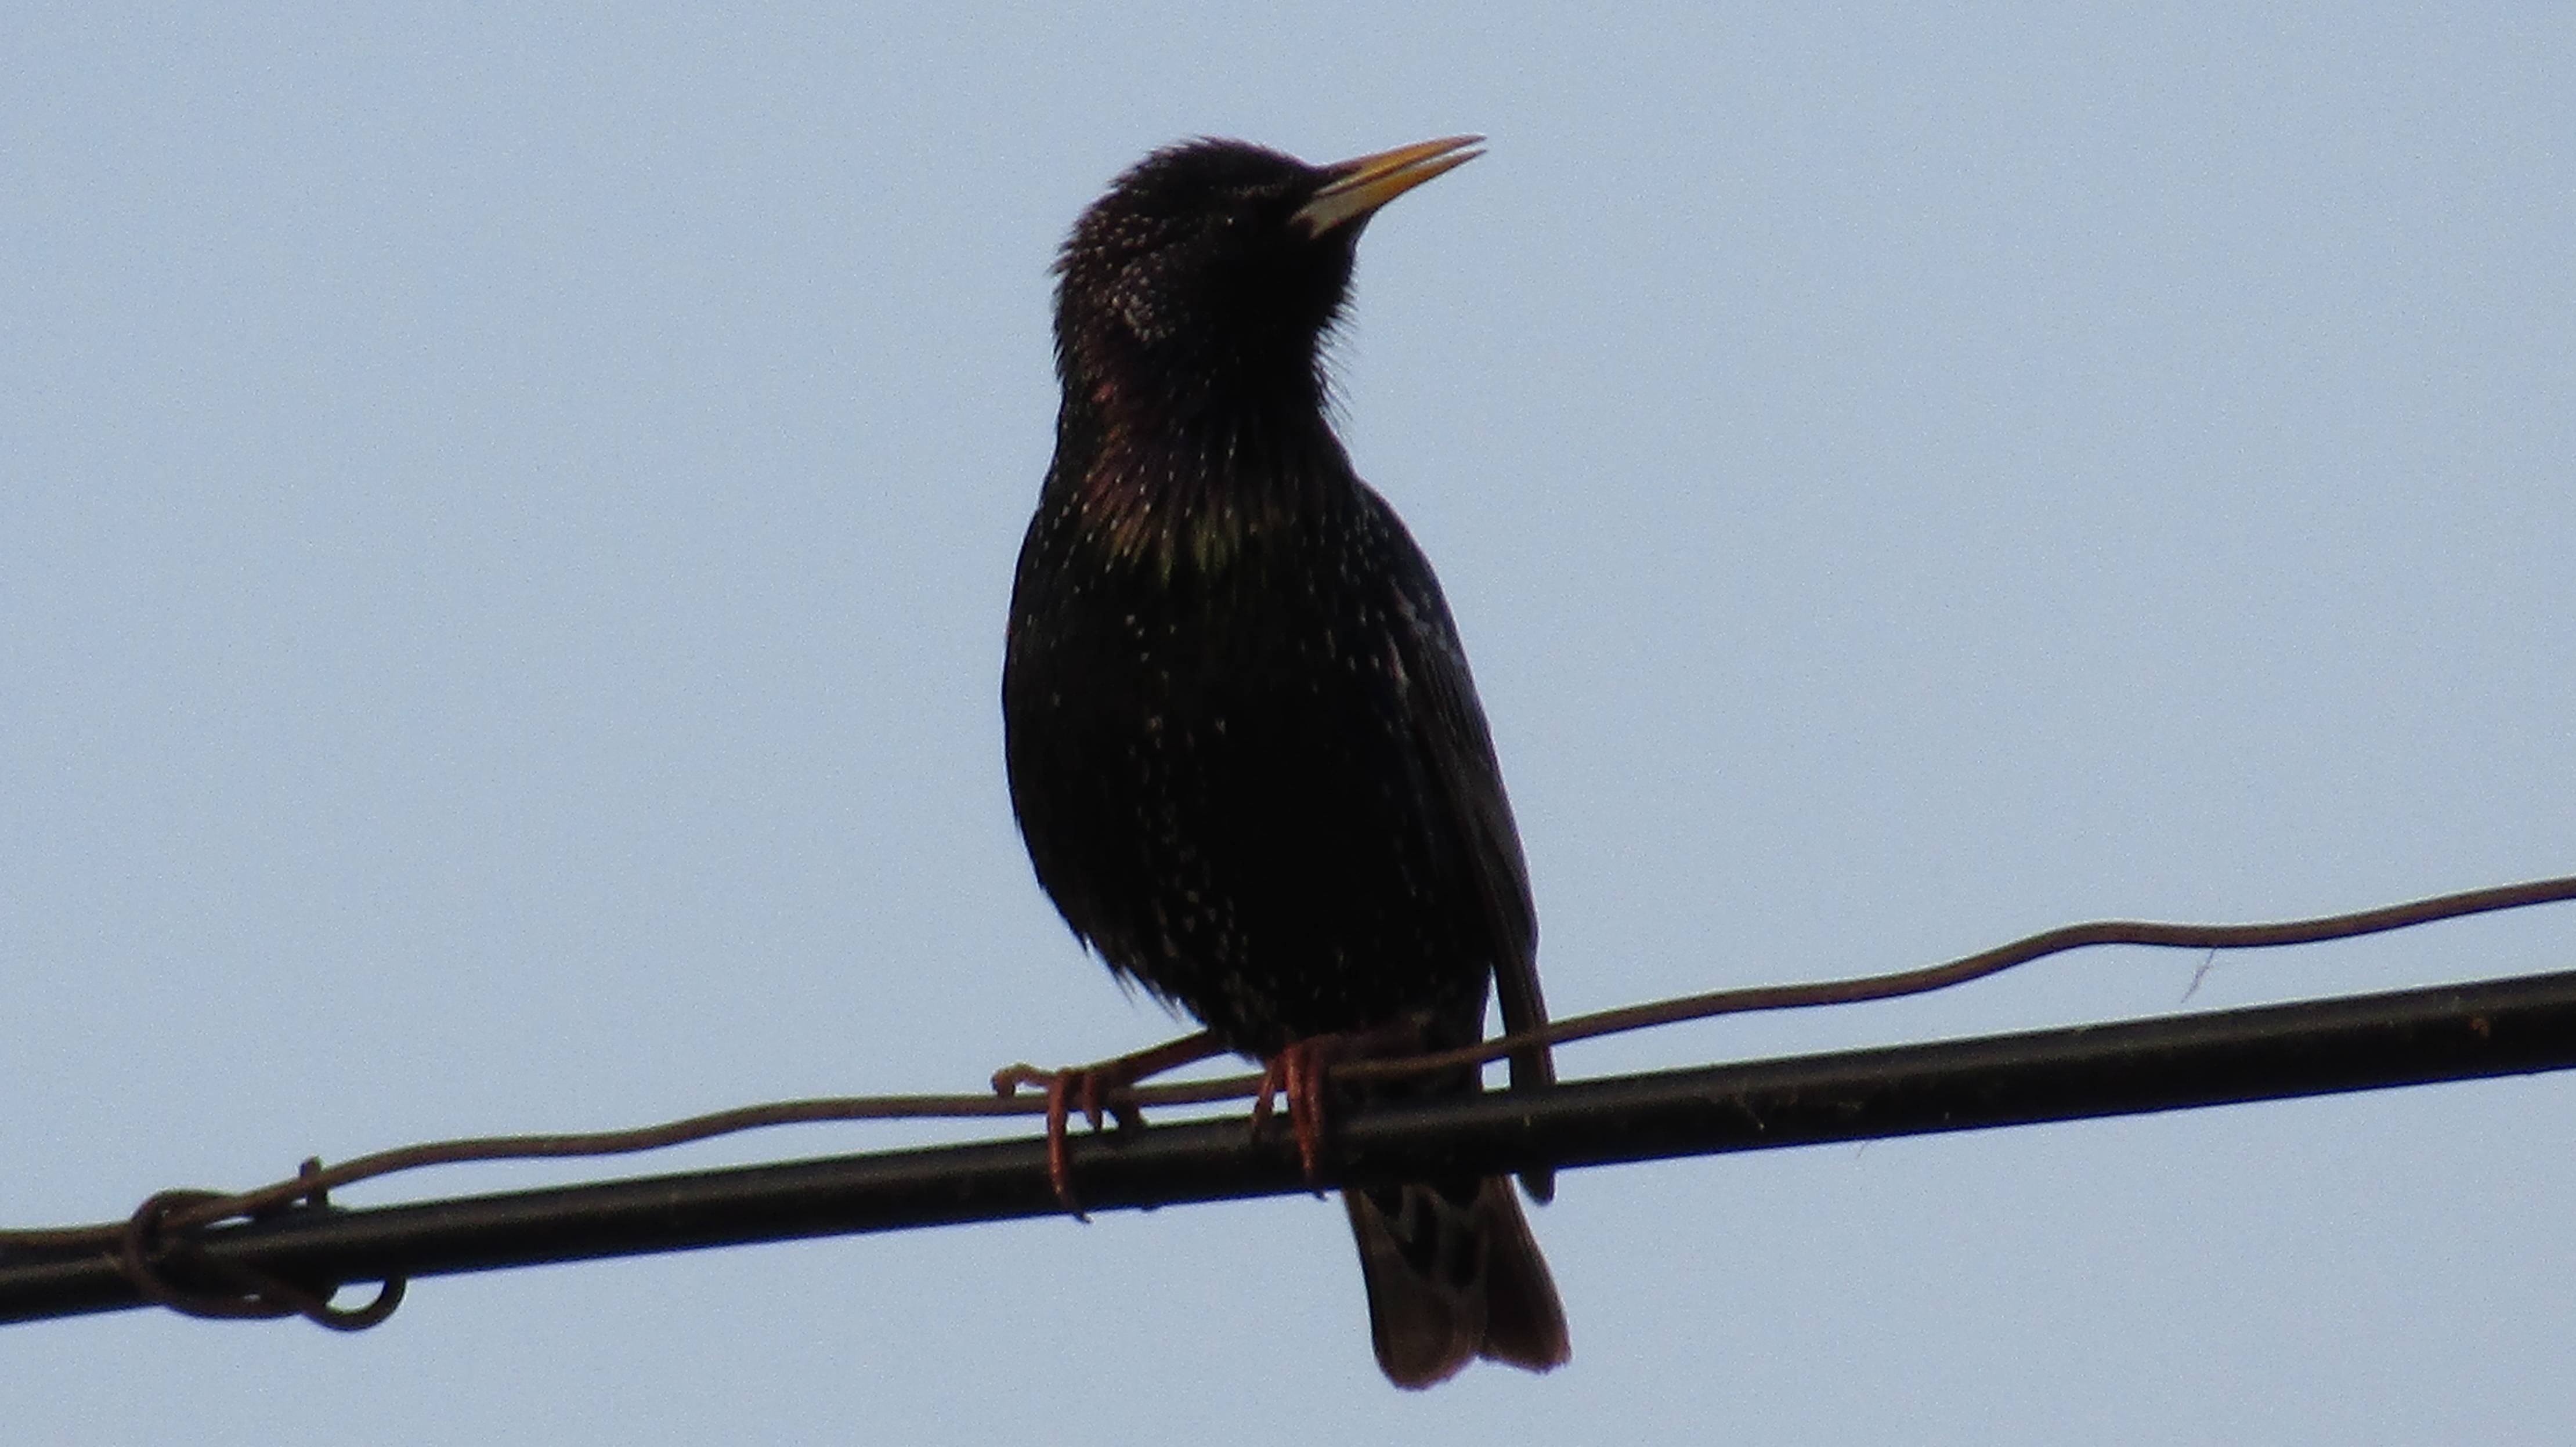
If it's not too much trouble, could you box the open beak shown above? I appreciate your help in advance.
[1292,135,1484,236]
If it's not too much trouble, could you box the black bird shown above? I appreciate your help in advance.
[1002,136,1567,1388]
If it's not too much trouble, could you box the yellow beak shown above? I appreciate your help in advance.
[1292,135,1484,236]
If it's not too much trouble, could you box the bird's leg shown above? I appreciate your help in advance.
[1251,1018,1432,1193]
[991,1029,1226,1216]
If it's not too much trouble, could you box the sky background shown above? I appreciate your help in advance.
[7,3,2573,1441]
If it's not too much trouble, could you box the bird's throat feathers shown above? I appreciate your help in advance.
[1056,379,1351,580]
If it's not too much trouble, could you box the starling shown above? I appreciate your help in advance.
[1002,136,1569,1388]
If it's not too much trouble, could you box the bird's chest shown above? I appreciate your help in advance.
[1005,537,1449,1046]
[1012,533,1405,797]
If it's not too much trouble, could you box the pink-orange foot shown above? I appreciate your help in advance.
[1251,1020,1430,1192]
[992,1029,1223,1217]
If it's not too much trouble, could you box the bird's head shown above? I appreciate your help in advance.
[1053,136,1482,418]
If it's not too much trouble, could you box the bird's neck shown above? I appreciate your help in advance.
[1053,364,1352,573]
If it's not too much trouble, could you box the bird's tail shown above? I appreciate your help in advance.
[1342,1176,1570,1388]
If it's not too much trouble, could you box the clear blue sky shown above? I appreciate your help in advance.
[7,5,2571,1441]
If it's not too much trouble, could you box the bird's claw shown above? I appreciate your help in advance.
[1251,1019,1440,1194]
[992,1062,1129,1218]
[1253,1036,1348,1195]
[991,1031,1221,1219]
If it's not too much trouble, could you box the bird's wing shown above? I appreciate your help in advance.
[1379,537,1554,1099]
[1393,576,1559,1205]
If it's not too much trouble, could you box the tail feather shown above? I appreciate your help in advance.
[1343,1177,1570,1388]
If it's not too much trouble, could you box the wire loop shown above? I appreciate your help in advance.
[114,1184,406,1331]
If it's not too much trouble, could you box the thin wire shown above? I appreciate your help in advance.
[3,873,2569,1262]
[1343,873,2576,1084]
